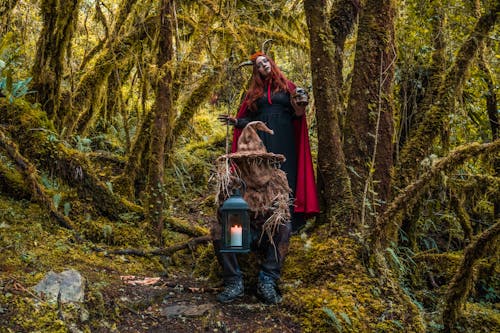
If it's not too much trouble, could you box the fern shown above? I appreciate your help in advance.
[322,307,342,333]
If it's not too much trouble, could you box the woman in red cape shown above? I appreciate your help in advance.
[220,52,319,232]
[215,52,320,305]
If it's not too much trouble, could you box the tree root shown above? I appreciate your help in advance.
[165,216,210,237]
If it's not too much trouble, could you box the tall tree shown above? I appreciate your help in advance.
[146,0,175,244]
[31,0,80,121]
[343,0,396,224]
[304,0,354,231]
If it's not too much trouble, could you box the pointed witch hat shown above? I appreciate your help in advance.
[218,121,285,163]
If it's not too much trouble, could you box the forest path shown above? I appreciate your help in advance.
[108,273,300,332]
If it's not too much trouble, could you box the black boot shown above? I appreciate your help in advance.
[217,279,244,303]
[257,273,282,304]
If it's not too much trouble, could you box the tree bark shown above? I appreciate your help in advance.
[304,0,354,231]
[0,0,19,35]
[343,0,396,222]
[146,0,175,244]
[31,0,80,121]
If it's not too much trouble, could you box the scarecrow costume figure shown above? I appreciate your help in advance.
[212,121,292,304]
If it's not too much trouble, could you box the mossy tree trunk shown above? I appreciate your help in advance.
[442,221,500,333]
[0,0,19,35]
[304,0,354,231]
[61,2,151,137]
[0,129,76,230]
[113,112,152,200]
[31,0,79,121]
[0,99,142,221]
[398,2,447,250]
[146,0,174,244]
[396,3,499,188]
[397,2,446,155]
[343,0,396,224]
[477,41,499,220]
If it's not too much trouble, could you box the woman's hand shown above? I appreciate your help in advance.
[291,98,306,116]
[218,114,238,126]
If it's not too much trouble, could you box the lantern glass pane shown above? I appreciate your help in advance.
[224,213,243,248]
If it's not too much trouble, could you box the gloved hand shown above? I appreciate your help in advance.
[218,114,238,126]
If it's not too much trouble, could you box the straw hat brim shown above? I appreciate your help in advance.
[217,151,286,163]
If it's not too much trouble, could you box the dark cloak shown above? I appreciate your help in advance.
[231,81,320,217]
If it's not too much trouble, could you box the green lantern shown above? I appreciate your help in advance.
[220,189,251,253]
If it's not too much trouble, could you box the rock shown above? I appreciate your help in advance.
[33,269,85,303]
[161,303,213,317]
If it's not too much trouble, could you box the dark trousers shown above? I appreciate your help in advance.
[214,222,292,283]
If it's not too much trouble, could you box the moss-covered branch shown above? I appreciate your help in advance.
[165,216,209,238]
[172,68,221,141]
[376,139,500,249]
[103,235,211,257]
[62,16,156,137]
[0,155,31,199]
[442,221,500,332]
[396,3,499,187]
[0,129,75,230]
[450,191,473,243]
[0,99,143,221]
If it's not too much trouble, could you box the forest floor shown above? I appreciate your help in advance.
[0,196,302,333]
[108,273,300,333]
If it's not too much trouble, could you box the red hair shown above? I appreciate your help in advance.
[246,53,291,112]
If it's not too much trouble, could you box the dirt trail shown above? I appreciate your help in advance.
[108,274,300,333]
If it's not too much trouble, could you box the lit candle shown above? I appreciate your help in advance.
[230,225,243,247]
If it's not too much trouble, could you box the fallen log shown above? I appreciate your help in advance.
[97,235,212,257]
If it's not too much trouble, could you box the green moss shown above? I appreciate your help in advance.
[79,217,148,247]
[282,231,424,332]
[2,295,67,332]
[0,194,165,332]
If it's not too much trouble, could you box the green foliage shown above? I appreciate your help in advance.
[52,193,61,209]
[0,33,34,102]
[323,307,343,332]
[73,135,93,152]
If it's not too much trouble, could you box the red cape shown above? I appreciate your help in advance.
[231,83,320,217]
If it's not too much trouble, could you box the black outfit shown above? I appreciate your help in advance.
[236,89,305,232]
[215,89,297,287]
